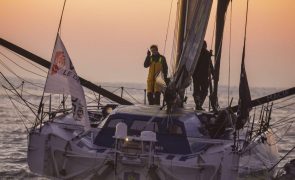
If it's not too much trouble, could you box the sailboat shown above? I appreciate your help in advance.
[0,0,295,179]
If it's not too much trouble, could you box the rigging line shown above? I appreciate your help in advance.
[271,117,295,129]
[0,80,24,90]
[163,0,174,56]
[227,0,233,106]
[91,90,99,102]
[273,101,295,110]
[242,0,250,54]
[85,92,113,104]
[16,88,50,98]
[0,59,44,88]
[86,99,99,105]
[3,87,39,109]
[2,47,47,73]
[0,51,47,78]
[85,93,97,102]
[284,116,295,122]
[270,111,295,127]
[268,145,295,172]
[7,95,33,131]
[123,89,141,104]
[269,120,294,146]
[101,85,145,91]
[141,108,163,131]
[1,82,42,106]
[0,76,41,122]
[57,0,67,34]
[3,84,50,98]
[85,87,121,103]
[273,95,295,105]
[122,87,145,91]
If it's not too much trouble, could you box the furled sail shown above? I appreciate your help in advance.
[172,0,213,90]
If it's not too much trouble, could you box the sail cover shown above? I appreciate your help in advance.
[173,0,213,90]
[44,34,90,130]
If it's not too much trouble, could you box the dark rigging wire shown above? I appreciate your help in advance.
[227,0,233,106]
[269,146,295,172]
[0,51,47,78]
[0,58,45,88]
[274,95,295,105]
[242,0,250,55]
[4,47,47,73]
[163,0,174,56]
[37,0,67,123]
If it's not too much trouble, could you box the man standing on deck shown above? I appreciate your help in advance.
[192,41,213,110]
[144,45,168,105]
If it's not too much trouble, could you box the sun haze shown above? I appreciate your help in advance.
[0,0,294,88]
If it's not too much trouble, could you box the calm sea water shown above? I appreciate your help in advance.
[0,81,294,179]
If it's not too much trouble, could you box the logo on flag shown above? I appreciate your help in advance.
[51,51,66,75]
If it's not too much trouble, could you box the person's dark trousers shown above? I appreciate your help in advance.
[199,81,209,105]
[147,92,154,105]
[193,79,208,109]
[193,79,201,108]
[154,92,161,105]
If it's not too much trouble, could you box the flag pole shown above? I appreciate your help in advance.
[57,0,67,35]
[35,0,68,128]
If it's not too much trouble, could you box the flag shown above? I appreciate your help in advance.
[236,57,251,129]
[44,34,90,130]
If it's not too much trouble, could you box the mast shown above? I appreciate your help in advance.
[175,0,187,67]
[211,0,230,110]
[165,0,213,112]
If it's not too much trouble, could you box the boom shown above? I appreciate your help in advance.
[231,87,295,112]
[0,38,133,105]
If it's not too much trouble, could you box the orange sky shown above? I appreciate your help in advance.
[0,0,294,88]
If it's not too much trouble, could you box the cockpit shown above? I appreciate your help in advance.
[94,106,215,155]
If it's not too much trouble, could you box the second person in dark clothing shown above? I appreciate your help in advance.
[144,45,168,105]
[192,41,213,110]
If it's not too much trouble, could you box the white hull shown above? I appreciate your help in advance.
[27,106,279,180]
[28,120,240,179]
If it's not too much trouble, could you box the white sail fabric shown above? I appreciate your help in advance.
[174,0,213,89]
[44,34,90,130]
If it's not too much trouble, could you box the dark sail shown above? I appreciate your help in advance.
[236,0,251,129]
[236,45,251,130]
[211,0,230,110]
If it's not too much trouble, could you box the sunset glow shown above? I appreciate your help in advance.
[0,0,294,88]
